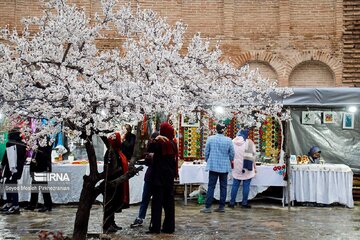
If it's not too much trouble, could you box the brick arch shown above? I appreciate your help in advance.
[226,51,288,86]
[289,60,335,87]
[286,51,342,86]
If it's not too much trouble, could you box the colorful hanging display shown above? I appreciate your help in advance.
[260,116,281,158]
[178,114,282,162]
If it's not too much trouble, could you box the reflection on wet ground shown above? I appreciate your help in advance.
[0,200,359,239]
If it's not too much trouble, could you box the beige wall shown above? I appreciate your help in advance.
[1,0,358,87]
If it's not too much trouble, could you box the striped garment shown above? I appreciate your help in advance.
[204,133,235,173]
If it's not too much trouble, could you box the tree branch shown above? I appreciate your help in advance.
[62,43,72,63]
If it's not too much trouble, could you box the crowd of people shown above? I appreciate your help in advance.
[0,122,178,235]
[200,123,322,213]
[0,121,322,234]
[103,122,177,234]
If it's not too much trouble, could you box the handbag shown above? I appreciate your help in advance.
[6,145,17,174]
[243,159,253,171]
[242,140,254,171]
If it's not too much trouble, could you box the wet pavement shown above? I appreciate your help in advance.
[0,199,359,240]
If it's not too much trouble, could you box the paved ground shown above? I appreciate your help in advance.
[0,199,359,240]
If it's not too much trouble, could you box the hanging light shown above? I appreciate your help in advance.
[348,106,357,113]
[214,106,224,114]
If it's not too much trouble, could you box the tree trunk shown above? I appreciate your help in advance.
[71,135,143,239]
[72,137,99,240]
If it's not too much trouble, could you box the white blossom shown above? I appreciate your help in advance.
[0,0,292,145]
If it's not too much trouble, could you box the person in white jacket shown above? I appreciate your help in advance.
[228,129,257,208]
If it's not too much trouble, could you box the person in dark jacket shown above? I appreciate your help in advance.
[121,124,136,161]
[24,142,53,212]
[130,131,159,228]
[147,122,177,234]
[0,127,27,214]
[103,132,130,233]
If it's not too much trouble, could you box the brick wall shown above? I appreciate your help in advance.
[343,0,360,86]
[0,0,357,87]
[289,61,335,86]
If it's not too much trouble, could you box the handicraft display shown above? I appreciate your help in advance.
[178,114,282,162]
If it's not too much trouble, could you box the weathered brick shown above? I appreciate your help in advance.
[0,0,358,86]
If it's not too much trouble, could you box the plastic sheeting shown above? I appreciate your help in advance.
[286,109,360,173]
[275,87,360,106]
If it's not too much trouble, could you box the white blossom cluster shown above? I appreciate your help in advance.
[0,0,292,147]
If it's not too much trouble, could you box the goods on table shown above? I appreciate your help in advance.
[71,160,89,164]
[296,155,309,164]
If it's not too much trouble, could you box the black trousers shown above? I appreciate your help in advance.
[5,177,19,206]
[150,184,175,233]
[30,180,52,208]
[103,183,122,230]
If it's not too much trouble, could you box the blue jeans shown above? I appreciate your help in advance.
[205,171,228,209]
[138,181,152,219]
[229,178,252,206]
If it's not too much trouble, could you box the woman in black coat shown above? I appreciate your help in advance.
[0,127,27,214]
[25,143,53,212]
[148,122,177,234]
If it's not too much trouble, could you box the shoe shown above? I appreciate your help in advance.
[214,207,225,213]
[111,223,122,230]
[145,229,160,234]
[6,206,20,215]
[104,225,118,234]
[24,205,36,211]
[227,203,235,208]
[200,207,212,213]
[241,205,251,209]
[130,218,143,228]
[161,229,174,234]
[38,207,52,212]
[1,204,12,212]
[1,206,11,212]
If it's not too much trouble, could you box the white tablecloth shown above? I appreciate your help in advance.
[179,162,287,203]
[17,164,146,204]
[290,164,354,208]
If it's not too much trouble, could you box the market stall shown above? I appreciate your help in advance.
[290,164,353,208]
[179,162,287,206]
[277,87,360,172]
[280,87,359,207]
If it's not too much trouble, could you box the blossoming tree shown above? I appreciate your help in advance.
[0,0,291,239]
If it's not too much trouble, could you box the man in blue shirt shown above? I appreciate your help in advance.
[200,123,235,213]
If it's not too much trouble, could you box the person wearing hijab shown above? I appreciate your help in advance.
[228,128,257,209]
[308,146,321,164]
[147,122,177,234]
[0,127,27,214]
[121,124,136,161]
[103,132,130,233]
[130,131,159,228]
[25,141,53,212]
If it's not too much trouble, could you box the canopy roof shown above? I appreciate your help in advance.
[277,87,360,106]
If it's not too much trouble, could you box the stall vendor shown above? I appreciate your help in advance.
[308,146,321,164]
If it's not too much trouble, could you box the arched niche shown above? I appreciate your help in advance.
[289,60,335,87]
[243,61,278,83]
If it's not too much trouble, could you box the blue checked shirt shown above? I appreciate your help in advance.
[205,133,235,173]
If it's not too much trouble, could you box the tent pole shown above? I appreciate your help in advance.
[285,110,292,211]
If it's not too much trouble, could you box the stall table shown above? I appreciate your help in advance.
[179,162,287,206]
[17,164,147,204]
[290,164,354,208]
